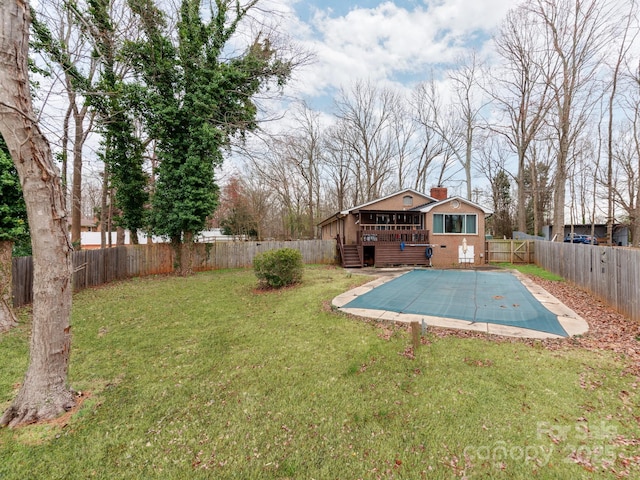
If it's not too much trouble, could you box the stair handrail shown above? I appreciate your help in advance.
[336,233,346,266]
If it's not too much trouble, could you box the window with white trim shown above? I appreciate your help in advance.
[433,213,477,234]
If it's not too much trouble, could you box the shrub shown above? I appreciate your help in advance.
[253,248,303,288]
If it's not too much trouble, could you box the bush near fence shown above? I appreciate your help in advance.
[11,240,337,308]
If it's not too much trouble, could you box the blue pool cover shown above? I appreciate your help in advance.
[343,269,568,337]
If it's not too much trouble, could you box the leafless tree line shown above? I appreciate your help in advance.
[232,0,640,245]
[30,0,640,245]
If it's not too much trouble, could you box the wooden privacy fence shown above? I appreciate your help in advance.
[11,240,337,308]
[535,241,640,323]
[190,240,337,271]
[486,240,535,264]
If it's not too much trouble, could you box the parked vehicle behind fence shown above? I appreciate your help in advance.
[564,233,598,245]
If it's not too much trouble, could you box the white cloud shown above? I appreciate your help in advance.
[281,0,514,101]
[427,0,513,35]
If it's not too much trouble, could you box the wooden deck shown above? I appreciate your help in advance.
[358,229,429,245]
[339,230,431,267]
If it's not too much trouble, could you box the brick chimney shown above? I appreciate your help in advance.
[430,186,448,201]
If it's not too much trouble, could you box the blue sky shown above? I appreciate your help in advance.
[267,0,515,110]
[292,0,420,20]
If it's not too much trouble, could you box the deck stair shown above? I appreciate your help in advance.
[341,244,363,268]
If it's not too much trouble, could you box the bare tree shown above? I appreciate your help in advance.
[411,81,447,192]
[82,178,103,218]
[527,0,613,240]
[239,174,273,241]
[333,80,398,203]
[425,53,486,200]
[568,132,601,229]
[249,142,309,239]
[388,96,417,190]
[449,53,486,200]
[322,123,355,212]
[32,0,98,249]
[604,0,638,245]
[613,106,640,246]
[491,6,553,233]
[0,0,75,427]
[476,134,514,238]
[276,103,324,238]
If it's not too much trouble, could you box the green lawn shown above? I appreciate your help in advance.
[1,266,638,479]
[490,262,565,281]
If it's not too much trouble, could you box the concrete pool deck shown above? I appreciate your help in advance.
[333,268,589,339]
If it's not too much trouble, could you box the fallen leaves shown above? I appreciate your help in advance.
[394,275,640,380]
[463,357,494,367]
[399,346,415,360]
[530,276,640,379]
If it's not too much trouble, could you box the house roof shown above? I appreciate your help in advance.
[414,196,494,215]
[341,188,436,214]
[317,188,437,226]
[67,216,99,228]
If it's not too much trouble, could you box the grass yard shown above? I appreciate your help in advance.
[0,266,638,479]
[490,263,565,281]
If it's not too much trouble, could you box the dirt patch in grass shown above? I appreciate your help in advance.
[40,391,91,429]
[5,391,91,443]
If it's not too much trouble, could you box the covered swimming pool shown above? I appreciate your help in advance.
[334,269,589,338]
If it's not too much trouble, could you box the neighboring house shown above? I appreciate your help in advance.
[67,216,100,233]
[543,224,629,246]
[78,228,234,249]
[319,188,493,268]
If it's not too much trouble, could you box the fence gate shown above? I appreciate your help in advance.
[486,240,534,264]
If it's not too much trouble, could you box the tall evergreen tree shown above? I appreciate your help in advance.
[0,137,30,256]
[489,169,513,239]
[0,136,27,332]
[126,0,291,273]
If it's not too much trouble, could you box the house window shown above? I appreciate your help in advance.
[433,214,477,234]
[403,195,413,206]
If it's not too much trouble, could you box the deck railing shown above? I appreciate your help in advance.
[357,229,429,244]
[336,233,345,257]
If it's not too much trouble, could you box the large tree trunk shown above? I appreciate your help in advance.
[552,159,567,242]
[552,127,569,242]
[632,207,640,247]
[0,0,75,427]
[181,232,194,276]
[531,160,541,237]
[70,104,83,250]
[116,226,125,245]
[516,147,527,233]
[0,240,18,332]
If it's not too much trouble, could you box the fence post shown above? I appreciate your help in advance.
[411,321,421,351]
